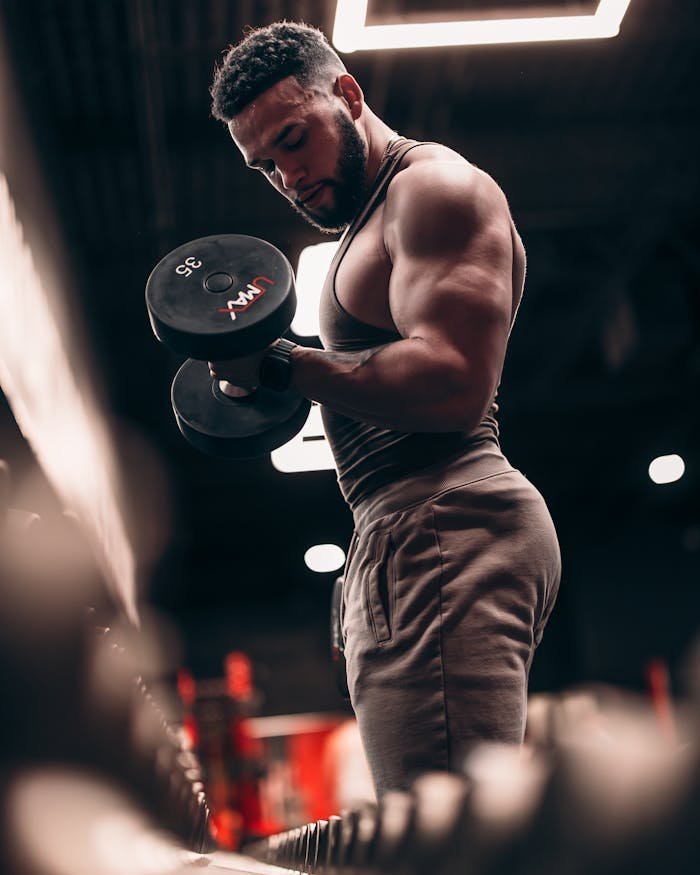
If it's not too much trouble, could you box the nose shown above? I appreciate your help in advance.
[277,157,306,195]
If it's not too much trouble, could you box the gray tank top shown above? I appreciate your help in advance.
[319,137,500,510]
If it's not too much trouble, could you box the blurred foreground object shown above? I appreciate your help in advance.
[248,662,700,874]
[0,482,213,874]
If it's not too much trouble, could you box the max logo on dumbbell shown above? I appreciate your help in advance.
[217,275,275,322]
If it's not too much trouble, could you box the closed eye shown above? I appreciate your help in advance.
[247,126,306,175]
[284,131,306,150]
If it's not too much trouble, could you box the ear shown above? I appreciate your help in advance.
[333,73,364,120]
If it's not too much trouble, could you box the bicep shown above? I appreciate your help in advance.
[387,172,514,388]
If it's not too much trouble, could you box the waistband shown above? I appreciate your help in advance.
[352,441,515,531]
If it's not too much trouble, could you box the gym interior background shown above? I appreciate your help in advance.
[0,0,699,870]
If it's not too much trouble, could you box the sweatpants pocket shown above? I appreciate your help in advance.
[366,530,395,645]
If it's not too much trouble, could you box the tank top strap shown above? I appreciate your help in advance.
[326,137,427,290]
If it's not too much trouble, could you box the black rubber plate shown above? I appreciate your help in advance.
[171,359,311,458]
[146,234,296,359]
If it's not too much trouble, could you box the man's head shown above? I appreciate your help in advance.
[210,22,369,232]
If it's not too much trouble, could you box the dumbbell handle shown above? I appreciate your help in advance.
[218,380,254,399]
[216,339,297,398]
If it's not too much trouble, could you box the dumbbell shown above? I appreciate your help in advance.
[325,814,343,873]
[146,234,311,458]
[348,803,380,870]
[373,790,416,873]
[409,773,471,875]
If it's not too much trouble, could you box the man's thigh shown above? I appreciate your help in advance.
[342,469,560,793]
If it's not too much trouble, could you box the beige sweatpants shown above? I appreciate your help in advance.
[341,442,561,795]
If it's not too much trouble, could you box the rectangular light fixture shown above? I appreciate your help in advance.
[292,240,339,338]
[271,243,342,472]
[271,403,336,473]
[333,0,633,53]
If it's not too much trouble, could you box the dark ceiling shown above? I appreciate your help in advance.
[1,1,699,698]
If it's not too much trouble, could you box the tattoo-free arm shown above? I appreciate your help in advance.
[288,162,516,433]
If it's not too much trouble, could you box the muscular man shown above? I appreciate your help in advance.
[209,22,561,794]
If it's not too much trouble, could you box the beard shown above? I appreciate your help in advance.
[292,111,368,234]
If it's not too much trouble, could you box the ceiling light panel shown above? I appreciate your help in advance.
[333,0,633,52]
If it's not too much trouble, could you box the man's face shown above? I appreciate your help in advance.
[229,76,368,233]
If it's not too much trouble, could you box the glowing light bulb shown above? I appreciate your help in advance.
[304,543,346,573]
[648,454,685,485]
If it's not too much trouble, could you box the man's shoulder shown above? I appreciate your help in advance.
[383,145,508,244]
[385,145,507,221]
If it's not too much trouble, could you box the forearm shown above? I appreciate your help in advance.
[289,338,487,432]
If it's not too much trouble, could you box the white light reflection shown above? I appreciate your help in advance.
[8,768,192,875]
[0,173,138,622]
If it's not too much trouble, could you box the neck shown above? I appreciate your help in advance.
[362,108,399,189]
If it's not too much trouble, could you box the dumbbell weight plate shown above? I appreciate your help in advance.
[172,359,311,458]
[146,234,296,360]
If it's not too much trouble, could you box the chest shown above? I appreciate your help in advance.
[334,206,396,332]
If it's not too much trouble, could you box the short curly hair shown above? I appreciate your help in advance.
[210,21,345,122]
